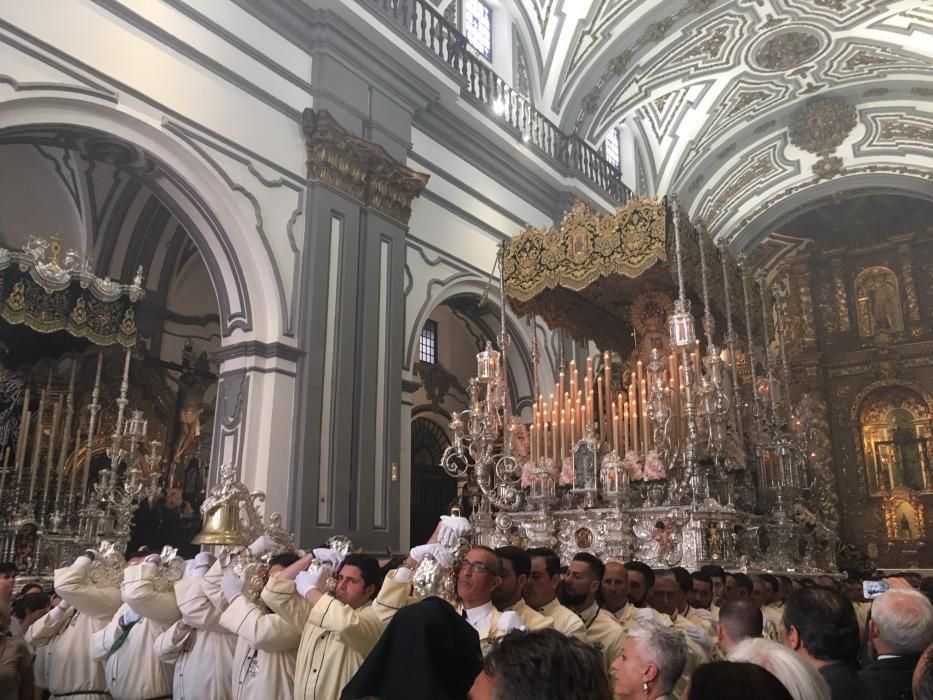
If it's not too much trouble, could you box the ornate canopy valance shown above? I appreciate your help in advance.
[503,197,742,352]
[0,236,144,347]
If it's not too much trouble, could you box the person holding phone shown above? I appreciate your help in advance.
[861,588,933,700]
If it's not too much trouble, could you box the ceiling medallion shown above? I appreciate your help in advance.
[788,97,858,157]
[752,29,824,72]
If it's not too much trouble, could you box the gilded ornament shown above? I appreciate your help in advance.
[301,109,428,225]
[812,155,845,179]
[753,30,822,71]
[788,97,857,156]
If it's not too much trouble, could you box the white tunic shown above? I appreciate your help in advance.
[90,563,178,700]
[25,562,122,698]
[219,595,301,700]
[153,576,236,700]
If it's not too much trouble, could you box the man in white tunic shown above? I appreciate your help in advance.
[90,552,178,700]
[26,551,122,699]
[154,552,235,700]
[219,552,303,700]
[261,550,386,700]
[524,548,586,641]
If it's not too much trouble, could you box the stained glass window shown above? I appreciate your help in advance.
[464,0,492,60]
[605,128,621,169]
[420,320,438,364]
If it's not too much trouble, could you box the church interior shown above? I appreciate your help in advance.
[1,0,932,583]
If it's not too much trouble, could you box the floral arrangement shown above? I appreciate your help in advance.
[559,457,574,486]
[521,458,562,488]
[793,503,818,527]
[622,450,667,481]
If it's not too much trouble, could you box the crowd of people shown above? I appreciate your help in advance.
[1,519,933,700]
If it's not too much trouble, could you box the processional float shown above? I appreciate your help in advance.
[0,236,159,579]
[439,197,838,573]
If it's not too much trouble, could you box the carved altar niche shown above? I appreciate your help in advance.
[857,384,933,495]
[883,486,926,542]
[854,266,904,341]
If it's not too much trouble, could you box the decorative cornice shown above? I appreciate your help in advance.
[301,108,429,225]
[211,340,304,363]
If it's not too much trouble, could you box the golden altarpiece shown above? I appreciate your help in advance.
[778,228,933,569]
[0,237,216,580]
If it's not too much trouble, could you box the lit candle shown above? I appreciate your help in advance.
[597,376,605,441]
[612,406,619,453]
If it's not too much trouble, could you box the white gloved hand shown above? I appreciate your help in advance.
[495,610,526,634]
[73,549,96,569]
[437,515,472,547]
[312,548,345,569]
[692,607,714,623]
[185,551,214,577]
[121,608,141,628]
[49,600,71,622]
[409,543,453,569]
[632,607,661,626]
[296,566,332,598]
[221,571,243,603]
[681,622,713,652]
[248,535,279,557]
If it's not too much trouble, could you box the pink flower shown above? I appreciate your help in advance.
[521,462,534,488]
[559,457,574,486]
[643,450,666,481]
[622,450,643,481]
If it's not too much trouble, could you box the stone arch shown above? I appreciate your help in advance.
[0,95,285,343]
[405,275,542,415]
[725,172,933,251]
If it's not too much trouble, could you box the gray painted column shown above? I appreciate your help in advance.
[290,108,428,553]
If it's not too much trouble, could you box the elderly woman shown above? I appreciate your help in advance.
[0,605,33,700]
[729,638,831,700]
[610,622,687,700]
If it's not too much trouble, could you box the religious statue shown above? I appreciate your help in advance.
[855,267,903,337]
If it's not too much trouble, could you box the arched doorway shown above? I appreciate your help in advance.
[0,105,278,557]
[409,416,455,545]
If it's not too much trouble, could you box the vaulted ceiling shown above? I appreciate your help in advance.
[504,0,933,250]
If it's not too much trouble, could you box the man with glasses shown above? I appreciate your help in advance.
[558,552,625,680]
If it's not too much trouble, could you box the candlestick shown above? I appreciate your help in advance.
[80,352,104,507]
[13,386,30,494]
[0,446,10,508]
[40,396,63,522]
[28,380,50,503]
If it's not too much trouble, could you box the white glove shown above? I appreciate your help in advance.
[121,608,141,627]
[437,515,471,547]
[248,535,279,557]
[692,607,714,623]
[221,572,243,603]
[410,543,453,569]
[632,607,657,625]
[194,551,215,568]
[681,622,713,651]
[49,600,71,622]
[185,551,214,577]
[312,548,345,569]
[296,566,332,597]
[495,610,526,634]
[73,549,96,569]
[144,554,162,565]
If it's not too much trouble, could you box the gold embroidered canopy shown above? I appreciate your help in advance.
[503,197,741,352]
[0,236,143,348]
